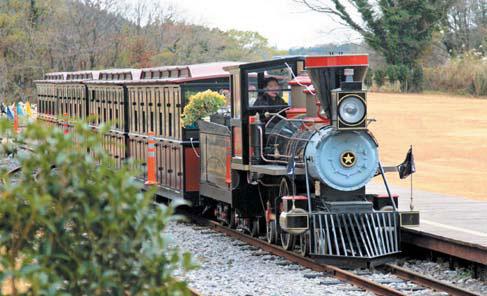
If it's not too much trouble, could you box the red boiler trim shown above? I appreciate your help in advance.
[286,107,306,118]
[305,55,369,68]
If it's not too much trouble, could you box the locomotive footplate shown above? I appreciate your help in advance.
[309,211,400,268]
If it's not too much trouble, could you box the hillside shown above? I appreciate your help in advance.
[0,0,283,102]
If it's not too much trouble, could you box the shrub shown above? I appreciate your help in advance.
[0,120,196,295]
[424,52,487,96]
[373,69,386,88]
[181,90,226,127]
[385,65,398,83]
[471,66,487,96]
[396,65,410,92]
[410,65,424,92]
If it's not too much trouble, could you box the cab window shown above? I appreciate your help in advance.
[246,66,292,109]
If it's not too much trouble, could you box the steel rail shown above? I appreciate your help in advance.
[401,227,487,266]
[385,263,481,296]
[190,215,407,296]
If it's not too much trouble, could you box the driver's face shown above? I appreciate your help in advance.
[265,80,279,98]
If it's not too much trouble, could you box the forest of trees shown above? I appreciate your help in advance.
[1,0,486,101]
[0,0,285,102]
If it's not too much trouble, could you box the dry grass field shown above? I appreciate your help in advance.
[368,92,487,200]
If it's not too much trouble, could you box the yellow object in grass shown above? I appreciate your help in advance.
[181,90,226,127]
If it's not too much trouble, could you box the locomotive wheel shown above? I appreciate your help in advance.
[279,178,295,250]
[298,232,310,256]
[280,232,295,250]
[266,220,277,244]
[229,208,237,228]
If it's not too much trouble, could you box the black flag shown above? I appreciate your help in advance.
[397,147,416,179]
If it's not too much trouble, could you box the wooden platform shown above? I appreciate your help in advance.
[367,182,487,264]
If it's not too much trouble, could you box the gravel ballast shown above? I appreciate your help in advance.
[166,221,371,296]
[166,220,487,296]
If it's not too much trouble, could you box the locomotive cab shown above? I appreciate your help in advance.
[198,57,308,230]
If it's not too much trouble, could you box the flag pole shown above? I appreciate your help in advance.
[410,145,414,211]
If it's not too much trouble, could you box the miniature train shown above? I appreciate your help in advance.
[35,54,415,267]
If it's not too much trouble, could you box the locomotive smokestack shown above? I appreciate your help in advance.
[305,55,369,118]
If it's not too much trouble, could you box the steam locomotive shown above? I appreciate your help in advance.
[35,54,415,267]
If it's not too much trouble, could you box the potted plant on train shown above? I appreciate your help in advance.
[181,90,227,128]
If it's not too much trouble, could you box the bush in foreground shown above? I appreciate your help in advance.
[0,120,195,295]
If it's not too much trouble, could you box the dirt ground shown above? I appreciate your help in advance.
[367,92,487,200]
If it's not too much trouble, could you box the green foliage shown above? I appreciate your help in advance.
[375,64,423,93]
[396,65,410,87]
[385,65,398,83]
[181,90,226,127]
[373,68,386,88]
[0,120,196,295]
[409,65,424,93]
[301,0,453,92]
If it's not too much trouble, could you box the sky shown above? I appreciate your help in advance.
[156,0,363,49]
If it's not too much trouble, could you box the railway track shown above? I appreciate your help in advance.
[1,137,482,295]
[383,263,479,296]
[189,214,481,296]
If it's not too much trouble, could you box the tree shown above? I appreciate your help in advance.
[299,0,453,90]
[224,30,275,61]
[0,0,279,102]
[0,120,196,295]
[444,0,487,56]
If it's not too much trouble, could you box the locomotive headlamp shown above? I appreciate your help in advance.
[338,95,365,125]
[331,91,368,130]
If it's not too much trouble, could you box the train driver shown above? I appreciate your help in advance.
[253,77,287,107]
